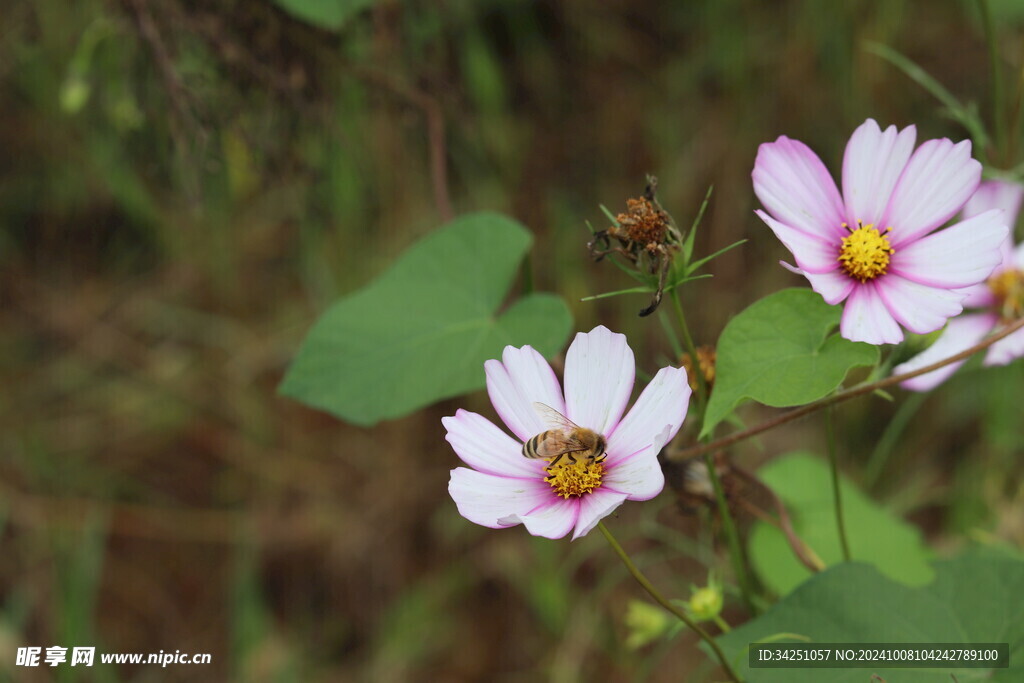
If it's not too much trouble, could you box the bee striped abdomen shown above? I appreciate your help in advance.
[522,432,547,459]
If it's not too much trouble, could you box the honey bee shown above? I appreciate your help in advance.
[522,403,607,467]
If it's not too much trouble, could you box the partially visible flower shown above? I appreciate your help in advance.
[894,180,1024,390]
[753,118,1009,345]
[445,326,691,540]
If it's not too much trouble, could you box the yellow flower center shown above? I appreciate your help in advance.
[545,459,605,498]
[837,222,895,282]
[989,269,1024,321]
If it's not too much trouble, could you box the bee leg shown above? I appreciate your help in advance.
[547,453,565,468]
[565,453,578,466]
[596,451,608,463]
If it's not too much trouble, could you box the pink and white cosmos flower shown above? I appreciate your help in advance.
[445,326,690,541]
[753,118,1009,345]
[894,180,1024,390]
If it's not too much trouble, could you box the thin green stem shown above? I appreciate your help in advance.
[704,452,758,615]
[598,522,742,683]
[713,615,732,634]
[862,391,927,489]
[979,0,1006,156]
[668,316,1024,462]
[669,289,707,412]
[826,407,851,562]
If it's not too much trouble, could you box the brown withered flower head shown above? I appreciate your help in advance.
[588,177,681,316]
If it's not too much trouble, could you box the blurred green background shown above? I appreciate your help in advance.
[2,0,1022,680]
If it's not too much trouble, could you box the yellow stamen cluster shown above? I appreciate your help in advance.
[989,269,1024,321]
[838,222,895,282]
[545,460,605,499]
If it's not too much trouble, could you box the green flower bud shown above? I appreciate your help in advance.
[624,600,671,650]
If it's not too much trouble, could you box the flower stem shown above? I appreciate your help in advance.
[598,521,743,683]
[669,289,707,412]
[704,452,758,615]
[825,407,851,562]
[668,317,1024,462]
[979,0,1006,155]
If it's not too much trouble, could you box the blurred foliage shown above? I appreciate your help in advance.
[748,453,933,597]
[0,0,1022,681]
[716,550,1024,682]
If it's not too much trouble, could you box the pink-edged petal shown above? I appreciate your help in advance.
[1014,242,1024,270]
[442,409,545,478]
[804,269,856,305]
[755,210,841,274]
[889,209,1008,288]
[875,275,966,335]
[962,179,1024,223]
[840,281,903,344]
[603,441,667,502]
[842,119,917,227]
[563,326,635,434]
[894,314,996,391]
[448,467,553,530]
[607,366,690,465]
[985,323,1024,366]
[485,345,565,442]
[505,497,579,540]
[572,490,629,541]
[883,138,981,247]
[753,136,847,239]
[959,283,996,309]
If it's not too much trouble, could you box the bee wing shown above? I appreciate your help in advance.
[532,402,580,431]
[533,431,589,458]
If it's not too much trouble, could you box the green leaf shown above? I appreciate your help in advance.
[713,550,1024,682]
[701,289,879,438]
[269,0,374,31]
[748,453,933,596]
[280,213,573,426]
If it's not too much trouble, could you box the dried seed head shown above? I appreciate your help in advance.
[616,197,670,247]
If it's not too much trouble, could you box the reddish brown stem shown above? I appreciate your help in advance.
[670,317,1024,462]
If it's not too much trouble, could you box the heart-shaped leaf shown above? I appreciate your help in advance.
[712,550,1024,682]
[280,212,572,426]
[701,289,878,438]
[749,452,933,596]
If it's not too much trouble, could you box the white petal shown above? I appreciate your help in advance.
[883,138,981,247]
[603,440,667,501]
[985,323,1024,366]
[607,367,689,465]
[572,490,629,541]
[1014,241,1024,270]
[448,468,553,529]
[485,345,565,442]
[804,269,856,305]
[506,497,580,540]
[563,326,635,434]
[752,135,847,240]
[840,281,904,344]
[875,275,966,335]
[755,210,841,274]
[889,210,1008,288]
[842,119,917,227]
[894,315,996,391]
[442,409,546,478]
[962,179,1024,223]
[959,283,995,309]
